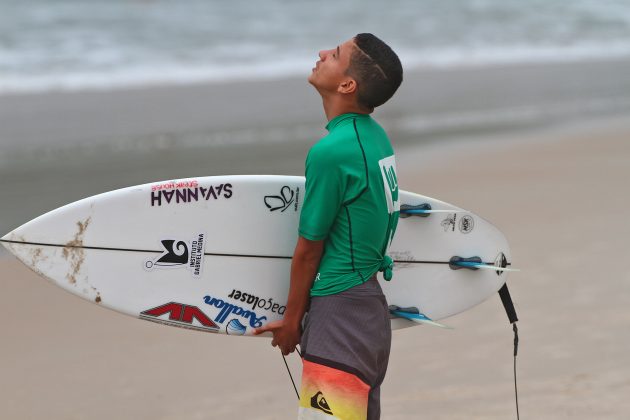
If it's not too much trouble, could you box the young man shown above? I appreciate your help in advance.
[254,33,403,420]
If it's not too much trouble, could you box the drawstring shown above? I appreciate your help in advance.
[379,255,394,281]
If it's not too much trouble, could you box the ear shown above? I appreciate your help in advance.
[337,78,357,95]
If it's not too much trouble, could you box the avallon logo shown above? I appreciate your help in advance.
[264,186,299,212]
[226,319,247,335]
[203,295,267,328]
[145,233,205,277]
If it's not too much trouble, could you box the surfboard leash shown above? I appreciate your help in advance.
[498,284,520,420]
[281,345,303,401]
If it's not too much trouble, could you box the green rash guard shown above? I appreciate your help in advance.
[299,113,400,296]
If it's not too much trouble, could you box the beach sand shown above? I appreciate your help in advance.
[2,112,629,419]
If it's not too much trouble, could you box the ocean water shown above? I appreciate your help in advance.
[2,0,630,94]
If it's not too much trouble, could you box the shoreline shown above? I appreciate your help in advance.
[4,52,630,98]
[2,56,630,154]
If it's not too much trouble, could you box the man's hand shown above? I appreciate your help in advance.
[254,236,323,356]
[253,319,301,356]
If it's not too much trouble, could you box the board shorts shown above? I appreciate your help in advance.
[298,276,391,420]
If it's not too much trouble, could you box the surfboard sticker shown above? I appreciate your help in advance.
[150,182,233,207]
[139,302,220,333]
[144,233,206,277]
[226,319,247,335]
[264,185,300,212]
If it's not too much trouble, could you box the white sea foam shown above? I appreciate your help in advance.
[3,42,630,95]
[1,0,630,94]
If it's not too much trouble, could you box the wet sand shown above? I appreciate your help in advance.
[2,114,630,419]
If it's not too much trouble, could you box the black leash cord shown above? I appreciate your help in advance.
[281,345,303,401]
[281,350,300,400]
[498,284,520,419]
[513,323,520,420]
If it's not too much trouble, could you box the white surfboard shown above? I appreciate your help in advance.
[1,175,513,335]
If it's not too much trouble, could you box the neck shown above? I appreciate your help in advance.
[321,95,372,122]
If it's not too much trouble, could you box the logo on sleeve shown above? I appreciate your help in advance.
[378,155,400,214]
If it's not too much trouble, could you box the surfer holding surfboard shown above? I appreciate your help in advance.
[254,34,403,420]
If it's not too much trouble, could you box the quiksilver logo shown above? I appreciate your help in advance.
[311,391,333,415]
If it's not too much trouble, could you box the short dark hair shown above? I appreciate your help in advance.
[347,33,403,110]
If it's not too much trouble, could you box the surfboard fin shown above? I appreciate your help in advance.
[449,256,520,272]
[389,305,452,329]
[400,203,468,218]
[467,264,520,272]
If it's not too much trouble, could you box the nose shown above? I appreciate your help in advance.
[318,48,333,61]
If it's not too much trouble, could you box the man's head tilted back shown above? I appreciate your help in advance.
[308,33,403,114]
[347,33,403,111]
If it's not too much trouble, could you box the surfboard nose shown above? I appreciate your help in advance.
[1,230,16,250]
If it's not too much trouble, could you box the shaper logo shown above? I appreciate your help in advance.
[264,186,300,212]
[145,233,205,277]
[153,240,189,265]
[441,214,457,232]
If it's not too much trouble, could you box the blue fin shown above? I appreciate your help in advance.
[452,261,520,272]
[390,309,452,329]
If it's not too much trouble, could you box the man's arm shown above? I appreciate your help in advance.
[253,236,324,355]
[284,235,325,330]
